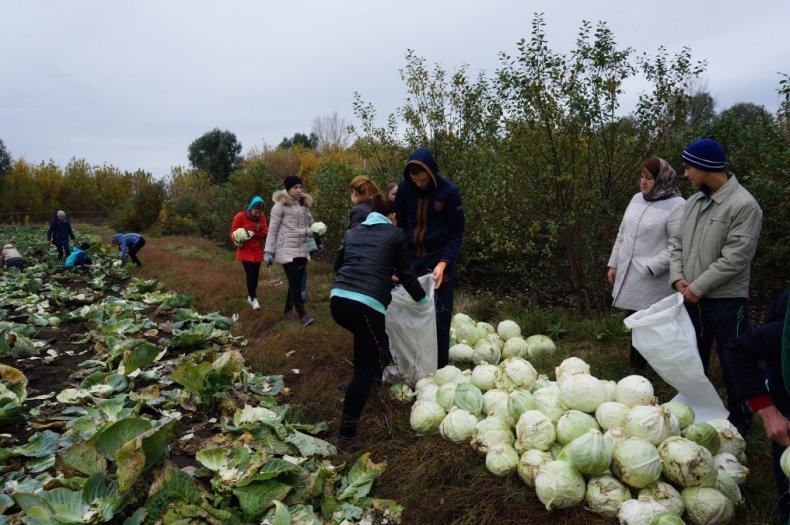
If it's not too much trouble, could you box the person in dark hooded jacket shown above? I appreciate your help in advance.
[395,147,464,368]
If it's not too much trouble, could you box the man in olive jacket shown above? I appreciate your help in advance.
[669,138,763,436]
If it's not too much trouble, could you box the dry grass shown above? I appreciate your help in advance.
[132,233,781,525]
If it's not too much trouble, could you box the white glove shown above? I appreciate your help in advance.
[113,260,122,267]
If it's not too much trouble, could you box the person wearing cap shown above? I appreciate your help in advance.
[230,196,268,310]
[669,138,763,436]
[47,210,76,259]
[65,242,93,268]
[395,147,464,368]
[112,233,146,267]
[264,175,316,327]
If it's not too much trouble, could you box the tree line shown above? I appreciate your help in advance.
[1,15,788,313]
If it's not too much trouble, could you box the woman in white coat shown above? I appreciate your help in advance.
[264,175,315,326]
[607,157,685,369]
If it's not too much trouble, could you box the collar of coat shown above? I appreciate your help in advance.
[272,189,313,208]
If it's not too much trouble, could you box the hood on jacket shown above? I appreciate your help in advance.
[112,234,123,244]
[403,147,438,190]
[248,195,265,209]
[272,189,313,208]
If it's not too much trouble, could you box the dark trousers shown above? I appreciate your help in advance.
[54,241,71,259]
[241,261,261,299]
[127,237,146,266]
[624,310,647,369]
[282,258,307,317]
[413,256,455,369]
[330,296,390,438]
[685,297,752,432]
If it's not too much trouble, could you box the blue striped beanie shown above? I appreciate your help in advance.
[682,139,725,172]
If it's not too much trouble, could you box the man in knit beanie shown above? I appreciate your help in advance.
[669,138,763,436]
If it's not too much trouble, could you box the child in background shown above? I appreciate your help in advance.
[65,242,93,267]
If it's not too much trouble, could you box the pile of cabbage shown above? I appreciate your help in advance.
[401,317,748,525]
[448,313,556,366]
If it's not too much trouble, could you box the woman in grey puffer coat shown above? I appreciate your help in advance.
[264,176,315,326]
[607,157,685,368]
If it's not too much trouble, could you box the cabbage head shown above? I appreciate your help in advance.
[557,429,611,476]
[409,400,446,435]
[495,357,537,392]
[534,460,586,510]
[681,486,734,525]
[585,474,631,518]
[515,409,556,452]
[555,409,599,445]
[657,437,717,488]
[439,407,478,444]
[682,422,721,455]
[485,443,519,476]
[559,373,606,413]
[526,334,556,357]
[497,320,521,341]
[518,449,553,487]
[611,438,662,489]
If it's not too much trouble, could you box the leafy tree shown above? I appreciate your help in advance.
[188,128,243,184]
[278,132,318,150]
[0,139,11,178]
[60,159,98,213]
[34,161,64,212]
[1,159,41,215]
[94,164,133,214]
[112,170,165,232]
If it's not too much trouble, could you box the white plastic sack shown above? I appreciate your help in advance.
[383,274,437,387]
[624,292,728,422]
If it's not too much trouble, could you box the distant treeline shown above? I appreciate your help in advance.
[2,15,788,312]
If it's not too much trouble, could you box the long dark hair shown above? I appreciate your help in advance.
[371,193,396,216]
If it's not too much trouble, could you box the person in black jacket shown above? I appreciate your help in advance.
[331,193,428,448]
[47,210,76,259]
[725,287,789,519]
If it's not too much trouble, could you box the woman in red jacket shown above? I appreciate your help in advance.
[230,196,268,309]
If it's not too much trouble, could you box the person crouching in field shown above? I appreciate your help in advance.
[330,193,428,449]
[1,243,25,273]
[65,242,93,268]
[230,196,268,310]
[112,233,146,267]
[47,210,76,259]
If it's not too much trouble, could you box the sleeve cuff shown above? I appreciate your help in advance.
[747,394,773,413]
[417,296,429,305]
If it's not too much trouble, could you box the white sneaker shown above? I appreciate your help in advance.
[247,297,254,306]
[251,298,260,310]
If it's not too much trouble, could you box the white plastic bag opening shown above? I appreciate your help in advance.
[623,292,728,423]
[382,274,438,387]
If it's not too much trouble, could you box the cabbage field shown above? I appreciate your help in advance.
[0,226,779,525]
[0,227,398,524]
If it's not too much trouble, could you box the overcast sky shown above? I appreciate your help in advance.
[2,1,788,178]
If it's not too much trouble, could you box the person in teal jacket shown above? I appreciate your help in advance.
[65,242,93,267]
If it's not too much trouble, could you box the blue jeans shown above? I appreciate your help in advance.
[685,297,752,433]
